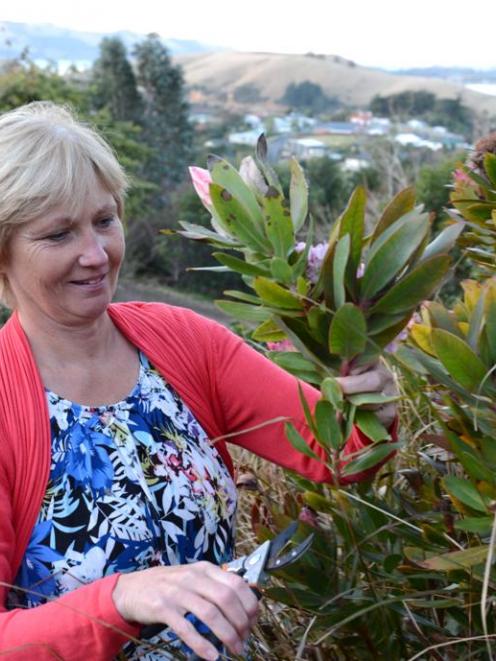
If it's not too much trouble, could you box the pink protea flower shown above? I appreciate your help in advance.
[295,241,328,283]
[453,168,472,186]
[189,166,213,209]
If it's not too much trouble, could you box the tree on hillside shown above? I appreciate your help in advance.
[134,34,192,202]
[91,37,142,123]
[280,81,338,115]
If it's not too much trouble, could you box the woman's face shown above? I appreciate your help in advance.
[2,177,125,328]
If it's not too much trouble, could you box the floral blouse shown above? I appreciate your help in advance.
[10,351,238,659]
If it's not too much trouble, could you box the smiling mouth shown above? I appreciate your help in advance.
[70,274,106,285]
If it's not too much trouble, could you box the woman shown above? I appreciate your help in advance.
[0,102,395,660]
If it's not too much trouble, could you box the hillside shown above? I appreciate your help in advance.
[177,51,496,115]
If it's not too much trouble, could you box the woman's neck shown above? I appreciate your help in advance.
[17,307,118,371]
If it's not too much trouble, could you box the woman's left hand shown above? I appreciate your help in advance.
[335,361,398,428]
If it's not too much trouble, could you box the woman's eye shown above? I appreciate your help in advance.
[46,231,69,242]
[98,216,115,228]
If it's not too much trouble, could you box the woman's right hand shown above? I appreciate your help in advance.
[112,562,259,660]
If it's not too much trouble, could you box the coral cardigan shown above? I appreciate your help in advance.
[0,302,379,660]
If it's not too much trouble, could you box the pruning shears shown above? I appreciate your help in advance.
[140,521,314,653]
[221,520,314,596]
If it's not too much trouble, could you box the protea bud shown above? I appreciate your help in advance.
[188,166,213,209]
[239,156,268,196]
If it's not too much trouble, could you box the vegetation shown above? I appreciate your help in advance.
[280,81,340,115]
[180,138,496,659]
[370,91,474,137]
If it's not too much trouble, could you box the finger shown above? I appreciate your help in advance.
[164,607,221,661]
[181,593,246,657]
[201,569,258,638]
[374,403,397,428]
[216,570,260,622]
[349,360,379,376]
[335,370,383,395]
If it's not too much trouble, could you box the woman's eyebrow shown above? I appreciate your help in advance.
[93,203,117,217]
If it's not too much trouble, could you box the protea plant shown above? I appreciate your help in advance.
[181,136,462,479]
[450,148,496,271]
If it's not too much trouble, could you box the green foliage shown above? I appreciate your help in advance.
[0,61,86,111]
[180,136,496,658]
[91,37,142,123]
[450,156,496,272]
[233,84,265,104]
[134,33,193,197]
[280,81,339,115]
[182,136,458,479]
[370,91,474,137]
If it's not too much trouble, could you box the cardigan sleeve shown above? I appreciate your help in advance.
[0,469,139,660]
[204,317,394,484]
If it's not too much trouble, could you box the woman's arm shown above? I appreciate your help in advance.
[206,320,396,484]
[0,470,139,660]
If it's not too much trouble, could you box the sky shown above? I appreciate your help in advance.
[1,0,496,70]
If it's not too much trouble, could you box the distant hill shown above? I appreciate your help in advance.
[177,51,496,116]
[392,67,496,83]
[0,21,216,69]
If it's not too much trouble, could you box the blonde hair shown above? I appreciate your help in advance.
[0,101,128,305]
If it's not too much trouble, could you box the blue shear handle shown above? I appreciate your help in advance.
[141,612,225,659]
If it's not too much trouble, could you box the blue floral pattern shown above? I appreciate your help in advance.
[10,352,238,659]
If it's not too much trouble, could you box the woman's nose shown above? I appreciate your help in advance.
[78,231,109,267]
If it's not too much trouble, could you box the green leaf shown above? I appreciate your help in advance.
[270,352,321,384]
[252,319,286,342]
[177,220,241,247]
[421,222,465,262]
[303,490,335,515]
[483,152,496,188]
[208,155,264,228]
[270,257,293,283]
[213,252,270,277]
[284,422,321,461]
[355,409,391,443]
[210,184,270,253]
[458,451,494,482]
[338,186,366,292]
[431,328,493,394]
[292,216,315,279]
[262,187,295,259]
[362,211,430,299]
[444,475,489,513]
[467,287,486,351]
[224,290,261,304]
[215,300,270,322]
[347,393,400,406]
[341,442,399,476]
[321,377,344,410]
[255,135,283,194]
[253,277,303,310]
[369,255,451,315]
[297,382,318,437]
[333,234,350,309]
[485,291,496,364]
[454,517,493,535]
[315,399,342,451]
[371,187,416,243]
[427,302,464,338]
[406,346,483,405]
[289,157,308,232]
[328,303,367,359]
[368,313,408,335]
[420,545,489,571]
